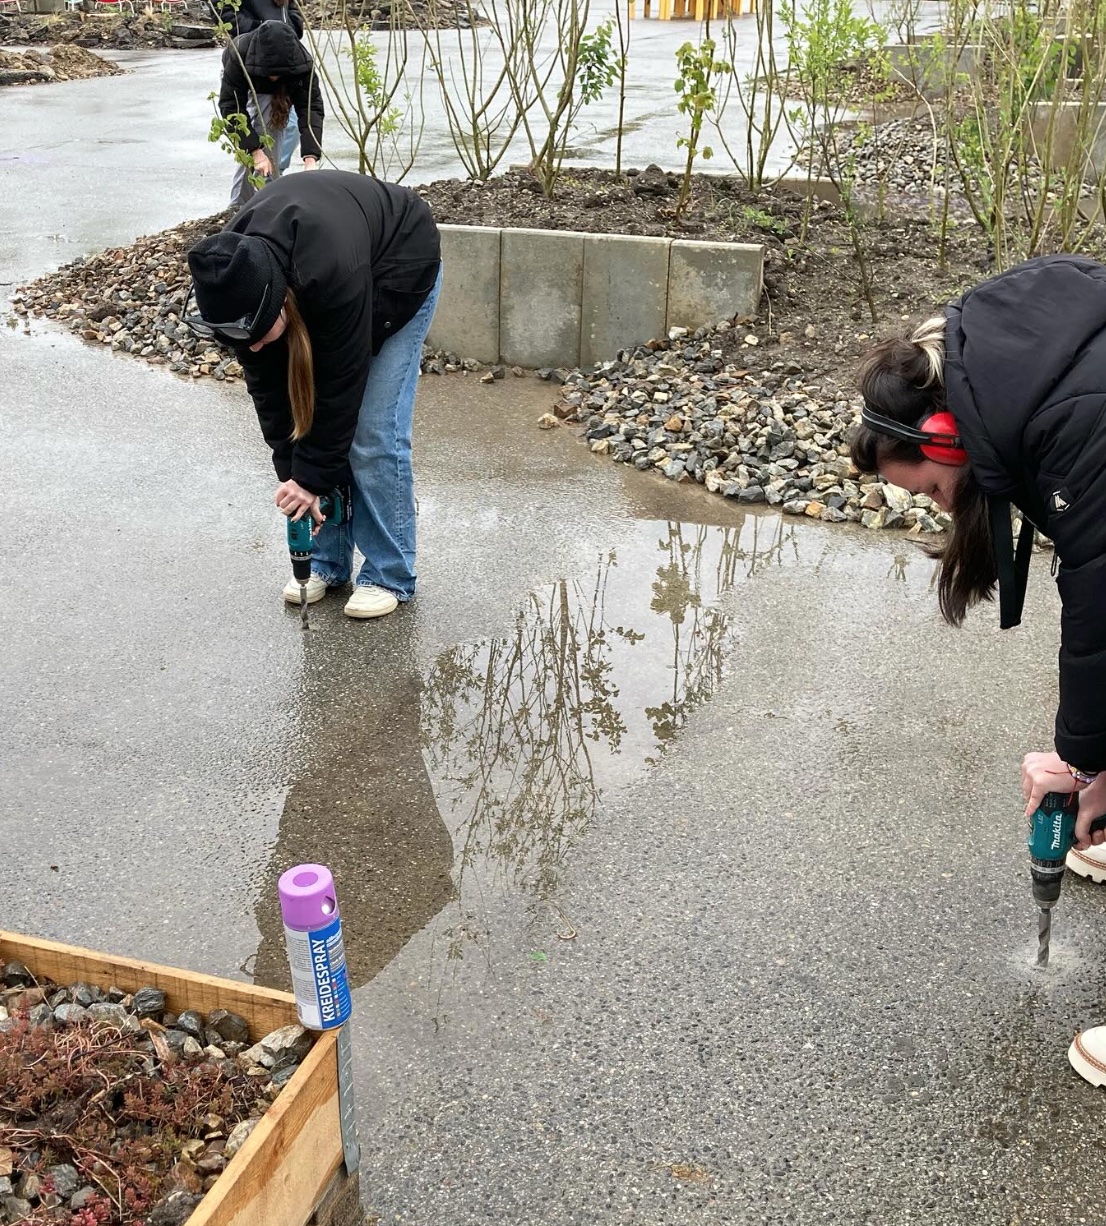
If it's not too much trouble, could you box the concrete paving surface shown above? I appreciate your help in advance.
[5,15,1106,1225]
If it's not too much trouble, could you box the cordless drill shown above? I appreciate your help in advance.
[287,489,345,630]
[1028,791,1106,966]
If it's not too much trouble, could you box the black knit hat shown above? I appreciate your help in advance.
[187,232,287,341]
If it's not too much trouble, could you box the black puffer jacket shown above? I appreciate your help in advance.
[217,0,303,39]
[945,254,1106,770]
[230,171,441,494]
[218,21,323,160]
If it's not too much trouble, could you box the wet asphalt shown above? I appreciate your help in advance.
[5,35,1106,1226]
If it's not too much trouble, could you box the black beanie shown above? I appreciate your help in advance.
[187,232,287,340]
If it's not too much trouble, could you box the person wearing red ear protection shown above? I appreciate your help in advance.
[851,255,1106,883]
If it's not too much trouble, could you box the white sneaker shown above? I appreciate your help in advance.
[282,575,329,606]
[1066,842,1106,883]
[1069,1026,1106,1086]
[344,585,399,619]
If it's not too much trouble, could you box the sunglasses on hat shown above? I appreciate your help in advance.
[183,282,271,345]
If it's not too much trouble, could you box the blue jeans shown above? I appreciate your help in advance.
[280,110,298,172]
[311,265,442,599]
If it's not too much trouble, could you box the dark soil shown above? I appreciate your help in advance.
[0,8,217,51]
[0,0,470,50]
[15,162,1065,395]
[417,165,993,386]
[0,42,123,85]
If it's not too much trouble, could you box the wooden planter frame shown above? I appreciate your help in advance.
[0,930,361,1226]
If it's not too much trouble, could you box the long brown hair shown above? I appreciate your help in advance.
[269,82,292,132]
[851,318,997,626]
[284,288,315,440]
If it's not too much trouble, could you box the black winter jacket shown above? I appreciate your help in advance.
[219,22,323,160]
[217,0,303,39]
[945,254,1106,771]
[229,171,440,494]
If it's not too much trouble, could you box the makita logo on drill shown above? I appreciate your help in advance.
[1049,811,1065,854]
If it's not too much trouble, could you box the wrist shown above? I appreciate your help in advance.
[1068,764,1100,786]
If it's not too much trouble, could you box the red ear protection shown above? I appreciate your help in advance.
[916,411,968,466]
[860,407,968,467]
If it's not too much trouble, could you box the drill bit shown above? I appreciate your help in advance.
[1037,906,1052,967]
[299,582,310,631]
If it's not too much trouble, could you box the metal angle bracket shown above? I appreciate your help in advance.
[336,1023,361,1175]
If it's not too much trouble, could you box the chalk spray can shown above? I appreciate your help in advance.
[278,864,352,1031]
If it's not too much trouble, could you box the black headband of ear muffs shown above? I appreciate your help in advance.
[860,406,960,449]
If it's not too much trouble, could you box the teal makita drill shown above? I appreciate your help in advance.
[1028,792,1106,966]
[286,489,345,630]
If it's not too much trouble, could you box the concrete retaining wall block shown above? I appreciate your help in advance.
[427,224,501,365]
[580,233,671,366]
[884,41,979,99]
[500,228,585,369]
[666,240,763,332]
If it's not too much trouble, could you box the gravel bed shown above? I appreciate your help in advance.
[546,324,951,534]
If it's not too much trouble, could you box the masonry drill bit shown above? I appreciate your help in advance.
[299,582,310,631]
[1037,905,1052,968]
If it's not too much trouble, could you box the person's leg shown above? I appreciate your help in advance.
[280,108,298,173]
[347,266,442,601]
[308,512,355,587]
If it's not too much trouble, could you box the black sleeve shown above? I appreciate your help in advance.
[216,0,256,33]
[1056,557,1106,772]
[290,72,324,159]
[218,48,263,153]
[1040,409,1106,773]
[240,343,295,482]
[287,2,304,36]
[289,290,373,493]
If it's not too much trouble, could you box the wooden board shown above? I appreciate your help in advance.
[0,931,345,1226]
[0,930,298,1039]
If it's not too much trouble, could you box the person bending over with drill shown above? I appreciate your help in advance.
[851,254,1106,1084]
[185,169,441,620]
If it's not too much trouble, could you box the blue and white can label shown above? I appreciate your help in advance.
[283,915,352,1030]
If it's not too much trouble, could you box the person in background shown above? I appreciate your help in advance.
[215,0,306,171]
[218,20,323,209]
[851,254,1106,1089]
[185,170,442,620]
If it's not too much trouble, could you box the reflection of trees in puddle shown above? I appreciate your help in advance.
[421,556,635,904]
[645,517,795,754]
[419,516,797,972]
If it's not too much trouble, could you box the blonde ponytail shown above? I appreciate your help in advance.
[285,288,315,440]
[910,316,946,388]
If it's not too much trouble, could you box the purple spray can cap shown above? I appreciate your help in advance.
[279,863,339,930]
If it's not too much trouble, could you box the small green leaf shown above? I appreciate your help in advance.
[529,950,548,962]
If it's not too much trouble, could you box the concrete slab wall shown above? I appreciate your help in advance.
[500,228,585,369]
[428,224,765,369]
[884,41,979,99]
[667,239,763,333]
[580,233,670,369]
[428,224,501,365]
[1030,101,1106,175]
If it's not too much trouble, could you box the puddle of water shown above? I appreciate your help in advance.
[246,513,802,994]
[244,511,943,1001]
